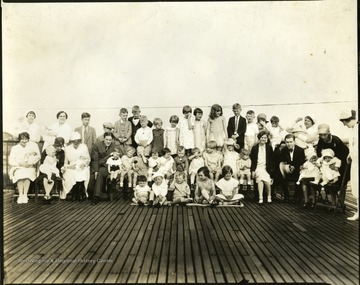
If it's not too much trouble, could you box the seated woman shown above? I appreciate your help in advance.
[61,132,90,201]
[250,130,275,204]
[194,166,217,205]
[215,165,244,205]
[9,132,41,204]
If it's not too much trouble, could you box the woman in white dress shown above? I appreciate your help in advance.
[339,110,359,221]
[9,132,41,204]
[42,111,72,151]
[13,111,42,143]
[286,115,318,158]
[60,132,90,201]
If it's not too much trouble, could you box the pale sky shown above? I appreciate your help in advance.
[2,1,357,137]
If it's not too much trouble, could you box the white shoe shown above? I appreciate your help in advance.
[267,197,272,203]
[23,196,29,203]
[258,199,263,204]
[296,181,300,185]
[17,196,23,204]
[347,213,359,221]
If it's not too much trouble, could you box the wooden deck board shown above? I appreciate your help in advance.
[3,193,359,284]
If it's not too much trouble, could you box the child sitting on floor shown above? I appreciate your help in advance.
[168,171,193,205]
[149,172,168,207]
[215,166,244,205]
[132,175,151,206]
[194,166,217,205]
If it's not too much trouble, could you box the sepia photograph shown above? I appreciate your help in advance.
[2,0,358,284]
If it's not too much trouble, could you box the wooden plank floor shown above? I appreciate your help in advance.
[3,191,359,284]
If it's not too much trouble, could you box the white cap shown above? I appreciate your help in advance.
[339,110,353,120]
[321,148,335,158]
[70,131,81,141]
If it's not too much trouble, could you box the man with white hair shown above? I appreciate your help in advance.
[339,110,359,221]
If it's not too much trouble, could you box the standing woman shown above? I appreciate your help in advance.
[9,132,41,204]
[61,132,90,201]
[13,111,42,143]
[42,111,72,151]
[287,115,318,158]
[339,110,359,221]
[250,130,275,204]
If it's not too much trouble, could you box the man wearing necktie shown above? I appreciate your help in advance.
[90,132,116,204]
[227,103,247,153]
[279,133,306,202]
[75,112,97,156]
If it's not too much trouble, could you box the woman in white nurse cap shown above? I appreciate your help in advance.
[339,110,358,221]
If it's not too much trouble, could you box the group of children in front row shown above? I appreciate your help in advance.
[104,137,250,206]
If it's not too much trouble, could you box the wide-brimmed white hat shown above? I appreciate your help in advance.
[279,162,292,178]
[70,131,81,141]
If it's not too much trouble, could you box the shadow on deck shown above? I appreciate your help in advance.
[3,190,359,284]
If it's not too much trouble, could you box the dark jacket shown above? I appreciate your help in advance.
[250,143,275,177]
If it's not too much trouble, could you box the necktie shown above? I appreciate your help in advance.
[83,127,88,143]
[235,116,239,134]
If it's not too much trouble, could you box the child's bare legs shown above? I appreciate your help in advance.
[201,189,215,204]
[133,172,138,188]
[209,171,215,181]
[119,170,126,188]
[239,174,245,185]
[214,170,221,182]
[43,176,54,199]
[190,173,196,185]
[127,170,134,189]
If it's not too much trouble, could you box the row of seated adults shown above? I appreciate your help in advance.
[9,121,349,208]
[274,124,349,207]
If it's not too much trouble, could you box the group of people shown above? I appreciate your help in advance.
[8,104,358,221]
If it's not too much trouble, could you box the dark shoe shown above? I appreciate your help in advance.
[138,201,144,207]
[148,200,154,207]
[91,199,99,205]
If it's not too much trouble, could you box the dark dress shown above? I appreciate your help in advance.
[152,129,165,155]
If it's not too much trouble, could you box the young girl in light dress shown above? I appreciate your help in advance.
[193,108,207,153]
[206,104,227,150]
[164,115,180,156]
[178,105,195,157]
[188,147,205,193]
[237,148,252,187]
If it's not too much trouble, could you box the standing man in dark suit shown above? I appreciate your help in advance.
[128,105,153,149]
[227,103,247,153]
[90,132,116,205]
[280,133,306,202]
[75,112,97,156]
